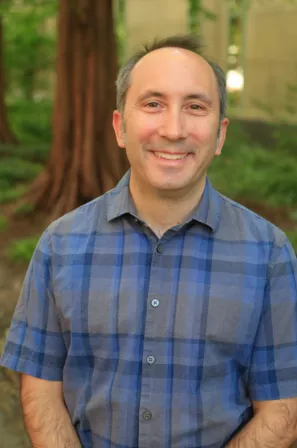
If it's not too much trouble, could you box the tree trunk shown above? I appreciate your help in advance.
[28,0,129,218]
[0,17,18,144]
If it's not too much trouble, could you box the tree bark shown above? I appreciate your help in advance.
[0,16,18,144]
[28,0,129,218]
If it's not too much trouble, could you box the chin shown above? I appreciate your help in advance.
[143,169,195,192]
[150,179,188,192]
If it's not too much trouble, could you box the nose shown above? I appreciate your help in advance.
[158,108,187,141]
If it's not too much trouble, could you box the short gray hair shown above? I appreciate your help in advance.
[116,34,227,122]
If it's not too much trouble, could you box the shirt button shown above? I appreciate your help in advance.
[143,410,152,421]
[151,299,160,308]
[147,355,155,364]
[156,245,163,254]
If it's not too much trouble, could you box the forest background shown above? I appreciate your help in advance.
[0,1,297,446]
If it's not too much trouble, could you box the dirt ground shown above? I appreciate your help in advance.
[0,203,297,447]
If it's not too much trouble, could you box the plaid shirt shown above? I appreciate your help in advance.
[1,171,297,448]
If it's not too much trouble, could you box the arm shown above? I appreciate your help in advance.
[21,374,81,448]
[228,235,297,447]
[226,397,297,447]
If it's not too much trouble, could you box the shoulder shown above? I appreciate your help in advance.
[47,189,113,237]
[40,188,117,257]
[216,191,287,249]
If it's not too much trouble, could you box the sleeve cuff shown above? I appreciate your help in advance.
[249,381,297,401]
[0,353,63,381]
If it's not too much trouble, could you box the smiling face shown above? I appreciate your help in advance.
[113,47,229,198]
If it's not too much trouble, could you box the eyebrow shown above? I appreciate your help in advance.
[137,90,213,106]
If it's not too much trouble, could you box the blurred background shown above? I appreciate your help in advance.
[0,0,297,446]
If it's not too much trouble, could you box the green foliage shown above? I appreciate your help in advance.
[6,236,39,263]
[272,125,297,154]
[7,99,53,143]
[286,229,297,254]
[3,0,57,101]
[209,124,297,207]
[14,203,34,215]
[0,157,42,185]
[0,215,8,231]
[189,0,201,33]
[188,0,217,33]
[290,210,297,222]
[0,177,11,190]
[0,329,9,356]
[115,0,126,66]
[0,0,57,146]
[0,155,41,203]
[0,185,27,204]
[222,121,251,151]
[0,142,49,163]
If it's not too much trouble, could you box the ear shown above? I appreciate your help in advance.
[215,117,229,156]
[112,110,126,148]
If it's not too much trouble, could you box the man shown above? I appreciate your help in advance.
[1,35,297,448]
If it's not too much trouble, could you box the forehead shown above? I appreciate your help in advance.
[128,47,218,99]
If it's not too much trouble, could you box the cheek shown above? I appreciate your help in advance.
[137,115,161,139]
[127,119,159,148]
[190,122,219,147]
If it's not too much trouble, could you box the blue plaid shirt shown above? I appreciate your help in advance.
[1,171,297,448]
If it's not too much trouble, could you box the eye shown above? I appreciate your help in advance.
[189,104,204,110]
[146,101,160,108]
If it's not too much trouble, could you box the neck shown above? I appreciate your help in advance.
[129,172,206,238]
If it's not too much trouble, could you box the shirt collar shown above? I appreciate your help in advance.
[106,170,220,232]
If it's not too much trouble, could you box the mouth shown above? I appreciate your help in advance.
[153,151,188,160]
[149,150,193,162]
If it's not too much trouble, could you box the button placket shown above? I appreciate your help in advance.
[139,242,168,445]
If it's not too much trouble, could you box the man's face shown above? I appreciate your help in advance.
[113,47,229,196]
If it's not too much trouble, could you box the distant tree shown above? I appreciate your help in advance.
[188,0,217,33]
[28,0,129,218]
[0,13,17,143]
[3,0,57,102]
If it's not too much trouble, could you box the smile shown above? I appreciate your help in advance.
[153,152,189,160]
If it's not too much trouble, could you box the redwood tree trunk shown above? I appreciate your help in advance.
[28,0,129,218]
[0,17,18,144]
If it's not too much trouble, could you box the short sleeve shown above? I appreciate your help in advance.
[0,229,67,380]
[248,235,297,400]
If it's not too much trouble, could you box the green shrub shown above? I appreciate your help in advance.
[0,178,11,190]
[273,126,297,155]
[7,100,53,144]
[286,229,297,254]
[0,185,27,204]
[209,144,297,207]
[0,157,42,185]
[6,236,40,263]
[290,210,297,222]
[223,122,251,152]
[0,143,50,163]
[14,203,34,215]
[0,215,8,231]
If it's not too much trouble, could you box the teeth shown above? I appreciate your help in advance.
[154,152,187,160]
